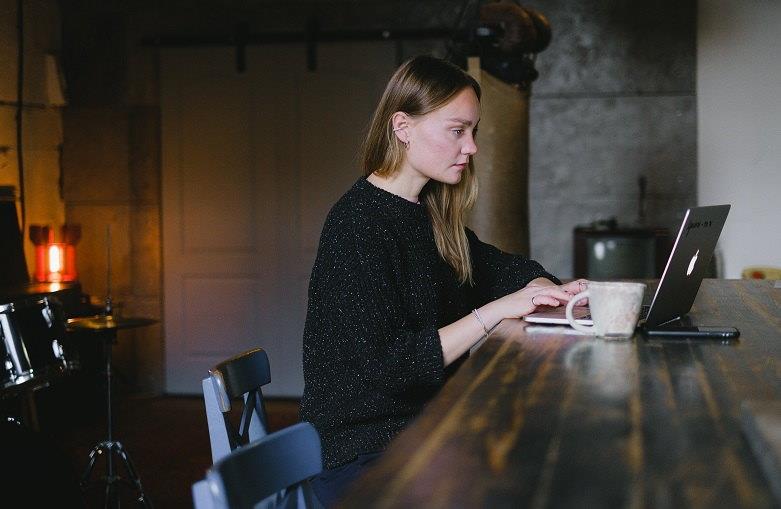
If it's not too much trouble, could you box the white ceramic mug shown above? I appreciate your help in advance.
[565,282,646,337]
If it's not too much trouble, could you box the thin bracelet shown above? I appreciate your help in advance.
[472,308,489,335]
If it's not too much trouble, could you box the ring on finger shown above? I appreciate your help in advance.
[532,295,539,306]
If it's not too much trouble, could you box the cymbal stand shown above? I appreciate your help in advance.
[81,226,151,507]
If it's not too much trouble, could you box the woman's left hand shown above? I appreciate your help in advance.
[526,278,590,306]
[558,279,590,306]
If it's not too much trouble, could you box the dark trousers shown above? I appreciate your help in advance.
[310,451,383,508]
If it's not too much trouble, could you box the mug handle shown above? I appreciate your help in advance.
[565,290,593,333]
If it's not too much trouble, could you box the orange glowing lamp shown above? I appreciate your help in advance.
[30,224,80,283]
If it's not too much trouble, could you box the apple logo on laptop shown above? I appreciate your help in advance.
[686,249,699,276]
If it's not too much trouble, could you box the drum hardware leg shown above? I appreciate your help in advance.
[115,440,152,508]
[80,442,103,490]
[80,440,152,508]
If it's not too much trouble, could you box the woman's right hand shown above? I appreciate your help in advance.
[480,285,574,326]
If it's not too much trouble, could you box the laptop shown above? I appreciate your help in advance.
[524,204,731,328]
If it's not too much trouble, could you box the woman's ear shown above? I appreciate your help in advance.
[391,112,411,143]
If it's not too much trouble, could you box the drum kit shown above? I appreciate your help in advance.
[0,294,156,507]
[0,220,159,506]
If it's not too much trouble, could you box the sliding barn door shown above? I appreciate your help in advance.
[162,43,394,395]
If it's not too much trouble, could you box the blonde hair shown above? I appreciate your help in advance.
[361,55,481,285]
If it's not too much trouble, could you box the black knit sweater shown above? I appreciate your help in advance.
[300,178,558,469]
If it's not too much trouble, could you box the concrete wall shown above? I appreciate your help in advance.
[697,0,781,278]
[0,0,65,270]
[527,0,697,277]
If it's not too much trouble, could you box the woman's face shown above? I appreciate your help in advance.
[399,87,480,185]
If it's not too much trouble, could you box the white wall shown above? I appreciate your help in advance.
[698,0,781,278]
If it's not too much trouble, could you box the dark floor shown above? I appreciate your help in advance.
[1,374,300,508]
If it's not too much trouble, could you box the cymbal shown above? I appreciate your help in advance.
[66,315,157,332]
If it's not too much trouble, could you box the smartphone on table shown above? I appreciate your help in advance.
[643,325,740,339]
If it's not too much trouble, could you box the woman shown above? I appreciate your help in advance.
[301,55,584,506]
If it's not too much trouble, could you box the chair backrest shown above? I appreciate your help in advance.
[206,422,323,509]
[203,347,271,462]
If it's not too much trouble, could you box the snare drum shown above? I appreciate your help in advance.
[1,297,69,388]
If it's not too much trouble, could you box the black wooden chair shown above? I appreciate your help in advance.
[202,347,271,462]
[197,422,323,509]
[206,422,323,509]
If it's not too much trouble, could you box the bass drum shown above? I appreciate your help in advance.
[0,297,71,389]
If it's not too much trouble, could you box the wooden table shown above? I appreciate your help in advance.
[343,280,781,508]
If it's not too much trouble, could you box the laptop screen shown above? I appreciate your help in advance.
[644,204,730,327]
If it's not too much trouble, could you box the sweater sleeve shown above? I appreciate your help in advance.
[305,217,445,397]
[467,228,561,301]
